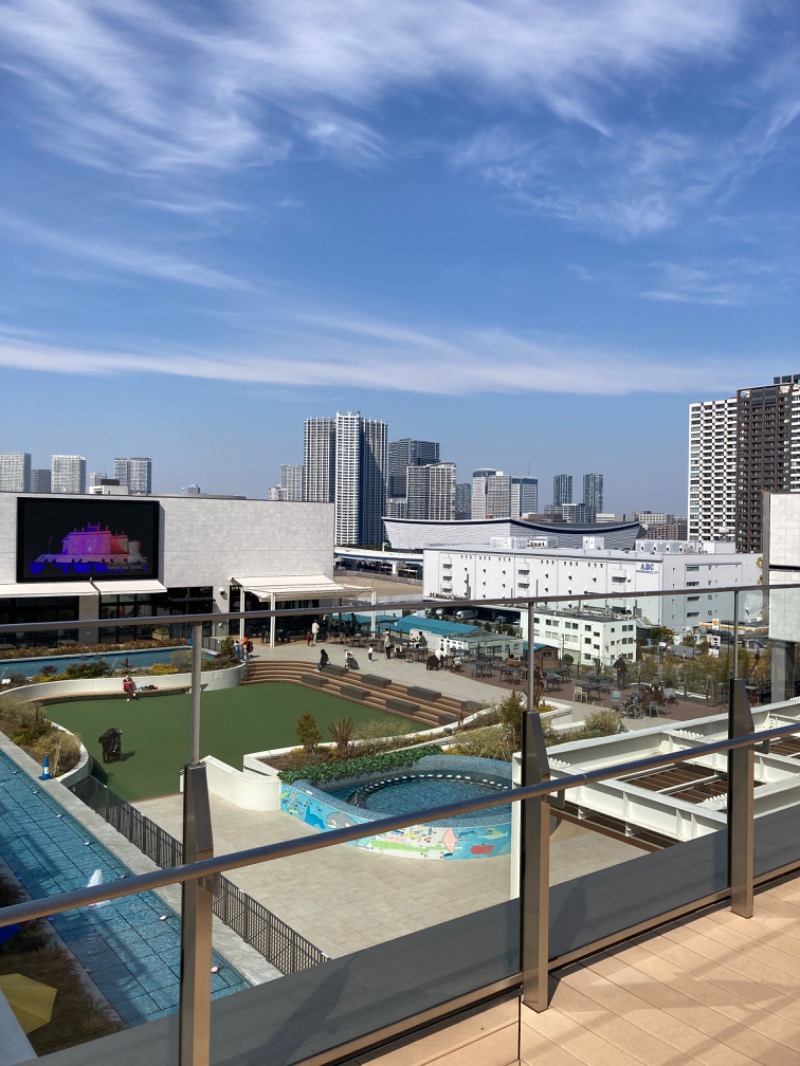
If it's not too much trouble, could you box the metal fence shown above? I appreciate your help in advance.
[70,775,327,975]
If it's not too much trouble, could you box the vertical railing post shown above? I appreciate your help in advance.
[179,763,216,1066]
[190,623,203,765]
[733,590,740,680]
[526,603,535,713]
[728,677,754,918]
[520,708,551,1012]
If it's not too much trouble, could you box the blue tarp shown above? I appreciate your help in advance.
[384,616,485,638]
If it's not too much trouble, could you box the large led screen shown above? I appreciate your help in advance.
[17,498,160,582]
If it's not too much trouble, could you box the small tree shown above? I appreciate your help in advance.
[498,691,526,752]
[296,711,322,753]
[328,717,354,757]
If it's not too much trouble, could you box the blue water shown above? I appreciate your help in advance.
[326,772,512,825]
[0,751,248,1025]
[0,647,202,679]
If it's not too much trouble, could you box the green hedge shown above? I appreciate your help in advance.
[279,744,442,784]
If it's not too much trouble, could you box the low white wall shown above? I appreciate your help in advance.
[182,755,281,811]
[1,663,246,704]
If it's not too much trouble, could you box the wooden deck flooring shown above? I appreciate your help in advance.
[522,873,800,1066]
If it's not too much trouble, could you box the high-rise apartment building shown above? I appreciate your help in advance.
[113,457,152,494]
[387,439,440,497]
[688,374,800,551]
[553,473,573,506]
[303,419,336,504]
[472,471,538,520]
[279,464,303,501]
[471,469,497,519]
[407,463,456,521]
[0,452,31,492]
[486,473,512,519]
[51,455,87,494]
[30,468,51,493]
[90,472,107,489]
[455,483,472,520]
[511,476,538,517]
[582,473,604,518]
[303,412,387,545]
[736,377,800,552]
[687,398,738,542]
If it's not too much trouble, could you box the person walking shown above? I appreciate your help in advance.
[306,630,312,647]
[367,644,374,662]
[311,620,320,645]
[383,632,392,659]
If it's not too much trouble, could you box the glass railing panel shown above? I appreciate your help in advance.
[752,584,800,877]
[0,760,184,1052]
[530,588,733,960]
[207,758,520,1064]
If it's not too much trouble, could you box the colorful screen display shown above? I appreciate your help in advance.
[17,498,160,582]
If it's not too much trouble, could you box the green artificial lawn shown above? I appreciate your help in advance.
[50,683,397,802]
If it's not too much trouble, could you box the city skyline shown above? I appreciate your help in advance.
[1,3,797,511]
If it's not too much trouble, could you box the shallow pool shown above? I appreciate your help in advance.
[0,647,199,679]
[327,772,511,824]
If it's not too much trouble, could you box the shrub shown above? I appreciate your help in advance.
[13,707,52,746]
[279,744,443,784]
[449,726,511,762]
[170,651,194,672]
[350,717,412,755]
[32,673,60,684]
[32,732,82,775]
[582,709,623,737]
[296,711,322,753]
[149,663,180,675]
[62,662,111,679]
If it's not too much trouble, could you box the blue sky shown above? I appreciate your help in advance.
[1,0,798,512]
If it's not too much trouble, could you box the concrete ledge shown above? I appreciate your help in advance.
[301,673,327,688]
[361,674,392,689]
[407,686,441,702]
[386,697,420,715]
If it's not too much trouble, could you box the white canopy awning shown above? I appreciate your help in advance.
[0,582,97,598]
[92,580,167,595]
[233,574,372,602]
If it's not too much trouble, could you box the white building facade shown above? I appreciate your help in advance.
[687,397,737,542]
[51,455,87,494]
[0,453,31,493]
[423,537,761,642]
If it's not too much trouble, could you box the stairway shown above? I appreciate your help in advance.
[243,660,481,731]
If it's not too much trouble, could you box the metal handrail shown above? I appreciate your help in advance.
[2,712,798,930]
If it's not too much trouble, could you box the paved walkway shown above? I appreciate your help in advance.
[134,792,641,960]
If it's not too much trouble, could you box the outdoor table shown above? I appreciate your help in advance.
[471,662,493,679]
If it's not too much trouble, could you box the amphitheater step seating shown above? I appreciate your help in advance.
[243,660,480,730]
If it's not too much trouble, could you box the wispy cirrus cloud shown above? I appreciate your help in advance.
[642,256,800,306]
[0,308,774,399]
[0,0,751,180]
[0,209,252,291]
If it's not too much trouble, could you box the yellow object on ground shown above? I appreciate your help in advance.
[0,973,58,1033]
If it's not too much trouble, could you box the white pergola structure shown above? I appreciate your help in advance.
[232,575,377,646]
